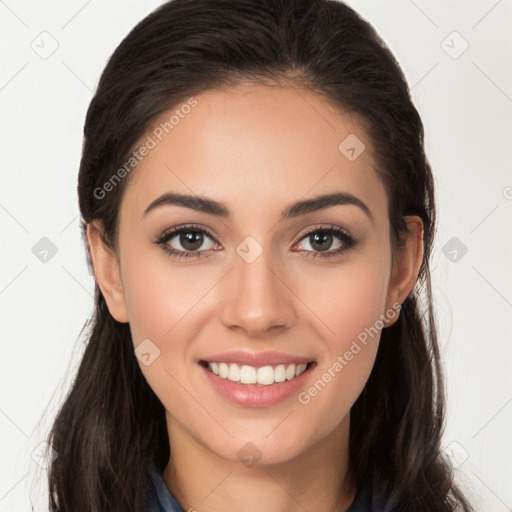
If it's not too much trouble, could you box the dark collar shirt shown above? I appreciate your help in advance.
[144,468,398,511]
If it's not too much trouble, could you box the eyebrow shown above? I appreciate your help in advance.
[143,191,373,222]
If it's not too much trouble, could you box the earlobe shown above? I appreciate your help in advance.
[86,220,129,323]
[384,216,424,327]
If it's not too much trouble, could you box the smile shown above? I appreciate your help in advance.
[203,361,310,386]
[199,357,316,407]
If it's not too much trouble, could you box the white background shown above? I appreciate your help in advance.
[1,1,511,510]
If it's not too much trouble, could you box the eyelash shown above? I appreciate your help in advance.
[152,223,357,261]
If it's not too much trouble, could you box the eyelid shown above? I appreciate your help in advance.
[291,223,356,254]
[154,223,219,244]
[293,223,353,243]
[152,223,220,260]
[155,223,353,245]
[153,222,358,260]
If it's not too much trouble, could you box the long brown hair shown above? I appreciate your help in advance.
[45,0,474,510]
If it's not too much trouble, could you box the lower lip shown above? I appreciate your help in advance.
[200,363,315,408]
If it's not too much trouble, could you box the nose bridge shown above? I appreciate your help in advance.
[220,236,295,336]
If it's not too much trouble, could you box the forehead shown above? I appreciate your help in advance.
[121,83,387,222]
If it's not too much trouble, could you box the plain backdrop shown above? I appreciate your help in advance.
[1,1,511,510]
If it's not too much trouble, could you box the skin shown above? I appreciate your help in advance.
[87,82,424,512]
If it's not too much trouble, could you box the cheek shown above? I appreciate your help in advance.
[293,248,391,347]
[292,252,390,428]
[121,247,220,344]
[120,248,224,399]
[120,250,215,414]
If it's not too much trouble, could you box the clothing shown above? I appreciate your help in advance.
[145,468,186,512]
[144,468,398,511]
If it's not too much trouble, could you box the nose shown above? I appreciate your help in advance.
[220,245,296,338]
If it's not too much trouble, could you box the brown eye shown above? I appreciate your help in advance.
[293,226,356,259]
[175,231,208,251]
[304,231,337,252]
[154,224,220,260]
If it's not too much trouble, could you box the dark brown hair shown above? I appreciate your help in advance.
[44,0,474,510]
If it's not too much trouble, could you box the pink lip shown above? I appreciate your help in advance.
[200,350,314,367]
[200,362,315,408]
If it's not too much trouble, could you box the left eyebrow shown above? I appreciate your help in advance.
[143,191,373,222]
[282,192,373,222]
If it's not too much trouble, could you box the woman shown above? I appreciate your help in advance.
[46,0,475,510]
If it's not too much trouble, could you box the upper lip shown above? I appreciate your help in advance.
[200,350,314,367]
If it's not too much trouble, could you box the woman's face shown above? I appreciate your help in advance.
[89,83,420,465]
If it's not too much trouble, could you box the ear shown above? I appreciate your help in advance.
[384,216,424,327]
[86,220,129,323]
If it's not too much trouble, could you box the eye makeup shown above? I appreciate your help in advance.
[152,223,358,261]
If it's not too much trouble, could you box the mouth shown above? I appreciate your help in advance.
[199,360,315,386]
[199,359,317,408]
[198,353,317,408]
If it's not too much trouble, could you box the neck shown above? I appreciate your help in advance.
[163,414,356,512]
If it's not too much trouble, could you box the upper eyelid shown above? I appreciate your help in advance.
[296,224,352,239]
[157,223,217,239]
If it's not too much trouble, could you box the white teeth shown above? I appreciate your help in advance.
[257,365,275,385]
[240,365,257,384]
[218,362,229,378]
[274,364,286,382]
[227,363,240,382]
[210,362,219,375]
[295,363,307,377]
[206,361,309,385]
